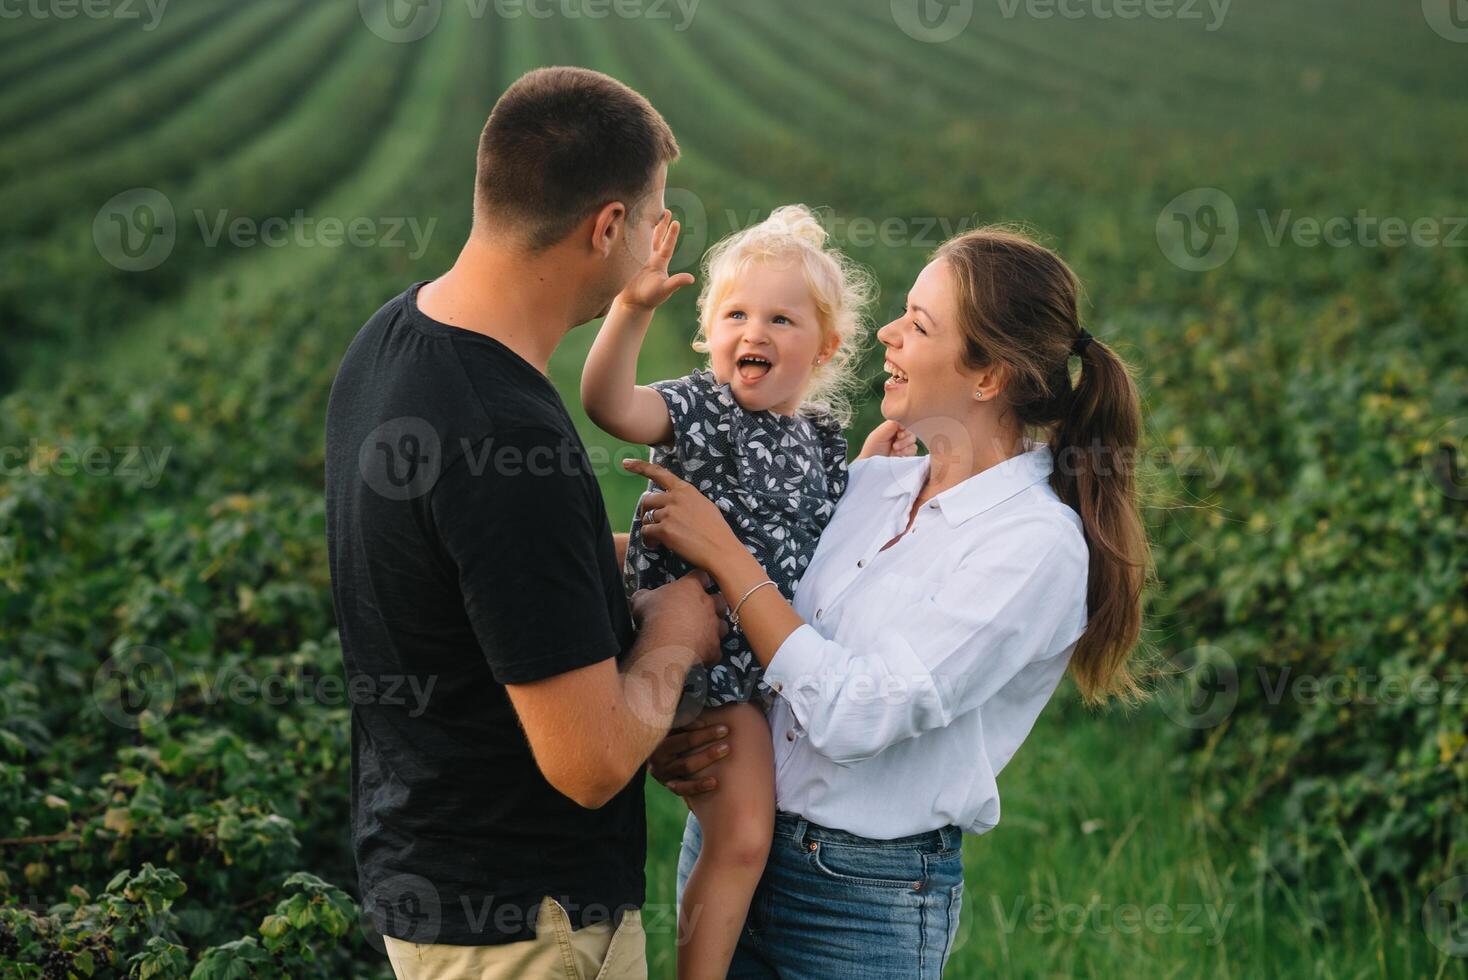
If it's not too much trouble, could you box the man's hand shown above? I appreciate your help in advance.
[630,569,728,669]
[617,210,695,312]
[856,419,918,461]
[646,716,731,799]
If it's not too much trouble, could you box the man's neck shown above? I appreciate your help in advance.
[417,232,585,376]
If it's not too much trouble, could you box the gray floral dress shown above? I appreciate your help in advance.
[624,368,848,720]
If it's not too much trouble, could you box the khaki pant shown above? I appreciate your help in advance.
[383,894,647,980]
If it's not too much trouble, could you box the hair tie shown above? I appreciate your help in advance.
[1071,329,1094,357]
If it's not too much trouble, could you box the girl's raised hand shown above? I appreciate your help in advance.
[856,419,918,460]
[618,210,696,311]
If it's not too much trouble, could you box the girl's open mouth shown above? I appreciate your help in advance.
[737,355,772,382]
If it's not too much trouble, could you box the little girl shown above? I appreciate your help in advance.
[582,204,875,979]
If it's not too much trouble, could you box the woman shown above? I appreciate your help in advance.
[625,227,1150,978]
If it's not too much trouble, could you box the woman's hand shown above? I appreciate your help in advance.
[622,458,741,574]
[856,419,918,461]
[617,210,696,312]
[646,716,731,800]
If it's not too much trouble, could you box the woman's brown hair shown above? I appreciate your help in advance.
[934,226,1150,704]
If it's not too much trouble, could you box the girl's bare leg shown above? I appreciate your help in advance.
[676,700,774,980]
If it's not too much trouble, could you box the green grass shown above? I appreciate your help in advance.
[642,698,1467,979]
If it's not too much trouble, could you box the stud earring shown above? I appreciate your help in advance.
[974,390,984,400]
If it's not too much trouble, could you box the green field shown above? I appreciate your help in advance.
[2,0,1465,976]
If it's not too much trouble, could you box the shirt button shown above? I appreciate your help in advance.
[770,681,782,693]
[929,502,938,509]
[856,559,865,568]
[786,730,795,741]
[815,608,823,619]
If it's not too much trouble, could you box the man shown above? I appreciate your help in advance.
[324,67,725,979]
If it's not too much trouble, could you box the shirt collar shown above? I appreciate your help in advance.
[880,440,1054,527]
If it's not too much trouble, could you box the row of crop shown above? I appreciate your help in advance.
[0,0,338,189]
[0,0,242,139]
[0,1,420,389]
[0,0,364,234]
[0,12,489,978]
[0,0,142,86]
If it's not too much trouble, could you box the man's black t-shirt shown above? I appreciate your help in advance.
[324,281,642,946]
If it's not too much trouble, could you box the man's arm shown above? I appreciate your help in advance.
[433,430,720,809]
[505,574,721,808]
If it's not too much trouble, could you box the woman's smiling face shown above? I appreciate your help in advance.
[876,258,979,428]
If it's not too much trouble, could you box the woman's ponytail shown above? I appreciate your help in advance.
[1050,334,1149,704]
[935,227,1151,704]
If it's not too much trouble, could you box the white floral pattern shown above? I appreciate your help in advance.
[625,368,848,711]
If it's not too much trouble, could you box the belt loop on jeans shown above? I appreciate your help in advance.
[790,812,811,847]
[939,824,960,851]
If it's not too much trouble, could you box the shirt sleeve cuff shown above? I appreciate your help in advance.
[762,622,824,718]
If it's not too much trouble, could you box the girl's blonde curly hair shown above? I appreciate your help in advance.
[690,204,875,428]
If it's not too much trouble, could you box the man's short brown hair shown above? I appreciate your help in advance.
[475,67,679,250]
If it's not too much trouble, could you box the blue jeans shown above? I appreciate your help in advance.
[675,809,964,978]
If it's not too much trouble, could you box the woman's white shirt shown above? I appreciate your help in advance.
[761,442,1090,839]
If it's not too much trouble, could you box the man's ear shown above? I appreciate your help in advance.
[590,200,628,258]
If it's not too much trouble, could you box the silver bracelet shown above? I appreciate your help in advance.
[729,579,777,630]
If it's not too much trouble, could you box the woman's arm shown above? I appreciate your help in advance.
[757,524,1087,766]
[622,457,1090,767]
[622,458,805,666]
[580,212,692,446]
